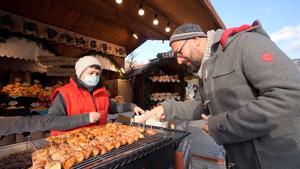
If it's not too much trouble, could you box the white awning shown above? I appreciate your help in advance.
[94,55,119,72]
[0,37,55,61]
[0,56,47,73]
[0,38,119,72]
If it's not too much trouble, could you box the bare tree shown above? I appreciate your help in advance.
[125,52,138,73]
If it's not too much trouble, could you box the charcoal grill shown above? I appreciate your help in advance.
[0,124,190,169]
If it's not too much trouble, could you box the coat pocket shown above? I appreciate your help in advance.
[212,54,235,78]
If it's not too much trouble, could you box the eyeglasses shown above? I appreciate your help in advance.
[173,40,188,58]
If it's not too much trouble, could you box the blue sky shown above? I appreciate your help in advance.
[131,0,300,64]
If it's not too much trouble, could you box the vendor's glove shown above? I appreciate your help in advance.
[89,112,101,123]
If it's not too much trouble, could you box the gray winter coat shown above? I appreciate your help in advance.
[162,21,300,169]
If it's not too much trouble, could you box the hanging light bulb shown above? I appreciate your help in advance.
[165,22,171,32]
[138,4,145,16]
[133,33,138,39]
[120,68,125,74]
[116,0,122,4]
[153,14,159,25]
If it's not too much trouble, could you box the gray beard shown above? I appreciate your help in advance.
[189,56,202,73]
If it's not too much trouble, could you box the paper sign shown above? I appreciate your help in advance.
[37,56,78,66]
[47,67,75,77]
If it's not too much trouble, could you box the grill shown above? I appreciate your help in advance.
[0,124,190,169]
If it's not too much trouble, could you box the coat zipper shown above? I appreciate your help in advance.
[90,93,98,112]
[202,62,213,114]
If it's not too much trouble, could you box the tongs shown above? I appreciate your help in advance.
[25,133,37,152]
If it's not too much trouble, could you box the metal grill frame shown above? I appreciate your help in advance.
[0,123,190,169]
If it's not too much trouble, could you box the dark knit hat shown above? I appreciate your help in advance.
[169,23,207,45]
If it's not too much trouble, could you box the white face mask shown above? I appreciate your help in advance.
[82,74,100,86]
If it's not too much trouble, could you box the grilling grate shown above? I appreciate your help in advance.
[0,137,45,169]
[0,151,32,169]
[0,124,190,169]
[73,131,172,169]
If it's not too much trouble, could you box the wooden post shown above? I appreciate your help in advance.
[25,71,31,83]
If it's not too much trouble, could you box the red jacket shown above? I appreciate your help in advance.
[50,79,109,136]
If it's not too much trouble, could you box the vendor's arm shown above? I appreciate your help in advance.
[46,93,90,130]
[208,32,300,145]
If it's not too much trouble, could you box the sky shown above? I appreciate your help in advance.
[130,0,300,64]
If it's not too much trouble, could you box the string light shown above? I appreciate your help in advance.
[153,14,159,25]
[116,0,122,4]
[120,68,125,74]
[138,4,145,16]
[134,3,174,36]
[133,33,138,39]
[165,22,171,32]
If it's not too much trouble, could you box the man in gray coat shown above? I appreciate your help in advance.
[142,21,300,169]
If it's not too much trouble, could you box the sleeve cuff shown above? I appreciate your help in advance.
[208,112,228,145]
[161,101,174,120]
[130,103,136,110]
[83,114,91,124]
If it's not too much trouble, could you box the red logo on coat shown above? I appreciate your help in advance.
[261,53,273,62]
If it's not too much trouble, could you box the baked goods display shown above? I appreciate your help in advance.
[29,123,154,169]
[1,81,31,97]
[1,80,63,113]
[1,80,63,100]
[151,92,180,101]
[150,75,180,82]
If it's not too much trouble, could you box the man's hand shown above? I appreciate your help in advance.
[201,114,209,134]
[89,112,101,123]
[133,106,145,115]
[140,105,165,123]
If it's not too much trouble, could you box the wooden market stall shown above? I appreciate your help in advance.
[128,51,188,110]
[0,0,224,53]
[0,0,224,112]
[0,1,225,168]
[0,0,224,101]
[0,0,224,135]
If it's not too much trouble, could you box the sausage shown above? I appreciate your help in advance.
[44,161,62,169]
[74,151,85,163]
[32,149,49,162]
[59,154,76,169]
[51,150,66,161]
[91,146,100,157]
